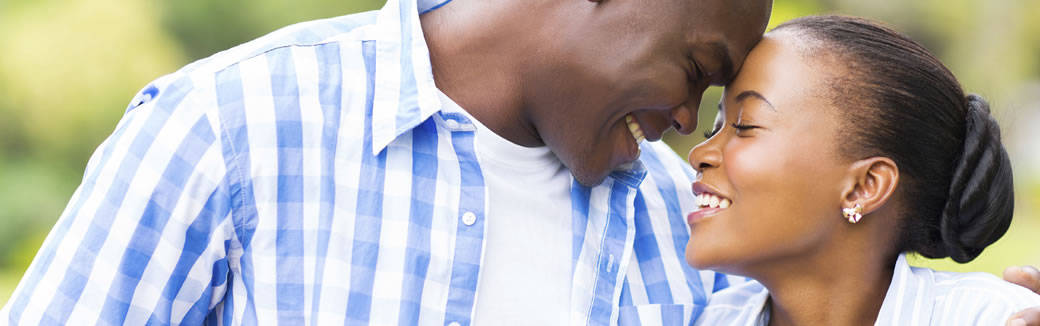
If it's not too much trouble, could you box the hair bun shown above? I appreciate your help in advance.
[938,94,1015,262]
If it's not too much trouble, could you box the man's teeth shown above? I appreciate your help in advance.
[696,193,731,209]
[625,114,646,143]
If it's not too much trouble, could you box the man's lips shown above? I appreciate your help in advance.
[616,112,667,167]
[613,114,644,169]
[626,113,668,142]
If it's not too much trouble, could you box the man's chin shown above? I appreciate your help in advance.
[557,150,623,187]
[569,168,611,187]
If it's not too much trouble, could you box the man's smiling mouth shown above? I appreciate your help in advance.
[625,114,646,143]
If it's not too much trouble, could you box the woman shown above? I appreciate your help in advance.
[686,15,1040,325]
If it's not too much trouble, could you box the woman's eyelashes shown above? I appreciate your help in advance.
[731,122,759,136]
[702,121,759,138]
[703,126,720,138]
[704,119,725,138]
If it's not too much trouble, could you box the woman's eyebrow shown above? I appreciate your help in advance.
[735,90,775,111]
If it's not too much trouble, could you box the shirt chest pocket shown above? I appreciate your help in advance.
[617,303,702,326]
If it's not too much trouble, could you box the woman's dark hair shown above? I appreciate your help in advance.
[773,16,1014,263]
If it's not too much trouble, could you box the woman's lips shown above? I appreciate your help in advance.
[687,207,724,225]
[688,182,733,225]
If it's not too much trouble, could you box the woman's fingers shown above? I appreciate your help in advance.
[1004,266,1040,294]
[1007,307,1040,326]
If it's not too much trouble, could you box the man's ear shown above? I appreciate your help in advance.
[840,157,899,216]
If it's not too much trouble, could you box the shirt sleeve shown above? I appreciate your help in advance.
[1,77,239,325]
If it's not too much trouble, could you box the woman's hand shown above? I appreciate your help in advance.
[1008,308,1040,326]
[1005,266,1040,325]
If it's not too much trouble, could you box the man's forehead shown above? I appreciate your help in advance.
[682,0,771,83]
[693,38,740,85]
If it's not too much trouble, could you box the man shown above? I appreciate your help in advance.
[3,0,1039,324]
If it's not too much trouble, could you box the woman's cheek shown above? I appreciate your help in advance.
[723,138,805,231]
[723,139,779,190]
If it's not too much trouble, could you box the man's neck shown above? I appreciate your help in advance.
[419,0,549,147]
[750,248,896,326]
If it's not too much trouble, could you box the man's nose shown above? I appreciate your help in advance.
[670,102,700,135]
[672,87,707,135]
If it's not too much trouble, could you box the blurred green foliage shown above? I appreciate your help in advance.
[1,0,1038,306]
[158,0,382,60]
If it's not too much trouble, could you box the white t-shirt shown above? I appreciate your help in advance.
[437,90,573,324]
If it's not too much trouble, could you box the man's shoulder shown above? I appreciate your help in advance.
[115,11,386,171]
[130,10,380,105]
[125,11,383,122]
[182,11,380,77]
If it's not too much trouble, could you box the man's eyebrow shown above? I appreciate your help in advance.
[735,90,775,110]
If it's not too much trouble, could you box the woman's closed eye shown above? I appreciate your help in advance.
[731,122,760,136]
[703,122,760,139]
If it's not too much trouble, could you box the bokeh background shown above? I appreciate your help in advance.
[1,0,1038,305]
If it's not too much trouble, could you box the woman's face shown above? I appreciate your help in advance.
[684,32,853,275]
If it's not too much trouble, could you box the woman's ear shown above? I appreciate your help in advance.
[840,157,899,216]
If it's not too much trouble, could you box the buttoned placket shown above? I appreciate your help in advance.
[568,171,645,326]
[438,112,490,326]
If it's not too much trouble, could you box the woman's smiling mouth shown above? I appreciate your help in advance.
[688,182,733,224]
[696,192,731,209]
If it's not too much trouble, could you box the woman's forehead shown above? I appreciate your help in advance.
[725,34,832,110]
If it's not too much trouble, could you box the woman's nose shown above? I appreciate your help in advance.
[688,138,722,173]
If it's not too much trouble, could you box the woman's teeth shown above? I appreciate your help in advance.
[625,114,645,143]
[696,193,731,209]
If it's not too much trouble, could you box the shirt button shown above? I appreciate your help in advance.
[444,119,461,129]
[448,322,461,326]
[461,212,477,226]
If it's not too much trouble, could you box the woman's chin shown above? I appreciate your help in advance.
[685,244,722,270]
[685,246,752,276]
[685,256,714,270]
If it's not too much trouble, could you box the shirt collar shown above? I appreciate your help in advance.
[609,159,648,189]
[370,0,453,155]
[875,254,935,324]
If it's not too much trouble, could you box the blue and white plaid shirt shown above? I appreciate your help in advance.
[2,0,736,324]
